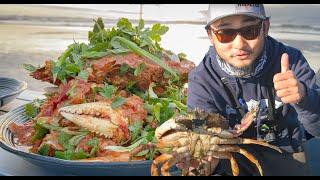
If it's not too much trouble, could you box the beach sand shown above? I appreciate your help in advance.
[0,23,319,92]
[0,4,319,92]
[0,52,56,91]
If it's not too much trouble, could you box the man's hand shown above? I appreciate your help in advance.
[273,53,306,104]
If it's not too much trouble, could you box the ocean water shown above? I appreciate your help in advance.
[0,4,319,71]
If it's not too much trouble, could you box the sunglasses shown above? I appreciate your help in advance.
[210,21,263,43]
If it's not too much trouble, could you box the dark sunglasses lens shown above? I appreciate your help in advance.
[216,29,237,43]
[214,22,262,43]
[241,23,262,40]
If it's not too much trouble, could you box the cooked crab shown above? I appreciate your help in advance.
[151,101,282,176]
[58,96,147,144]
[31,53,195,95]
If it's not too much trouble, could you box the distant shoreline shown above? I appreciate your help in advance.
[0,15,207,26]
[0,4,319,87]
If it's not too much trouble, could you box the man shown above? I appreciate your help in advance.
[187,4,320,175]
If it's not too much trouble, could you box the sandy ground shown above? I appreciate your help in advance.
[0,52,56,91]
[0,4,319,92]
[0,24,319,92]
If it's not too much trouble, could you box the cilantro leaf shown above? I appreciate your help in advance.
[134,63,145,76]
[68,133,87,147]
[129,121,143,143]
[25,99,43,118]
[86,137,100,157]
[153,103,162,122]
[58,132,73,149]
[38,144,50,156]
[98,83,118,99]
[93,17,105,33]
[25,104,39,118]
[149,23,169,42]
[23,64,39,73]
[32,123,49,142]
[80,51,111,59]
[78,70,89,81]
[111,96,126,109]
[138,19,144,30]
[119,63,130,75]
[54,149,90,160]
[117,18,135,36]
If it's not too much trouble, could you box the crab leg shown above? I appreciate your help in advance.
[155,119,188,140]
[208,151,240,176]
[207,127,238,138]
[241,138,282,153]
[175,157,202,176]
[237,147,263,176]
[200,155,220,176]
[156,133,188,148]
[180,156,192,176]
[209,145,263,176]
[161,156,181,176]
[151,154,172,176]
[209,137,282,153]
[230,155,239,176]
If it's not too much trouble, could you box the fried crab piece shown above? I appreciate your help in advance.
[58,101,131,144]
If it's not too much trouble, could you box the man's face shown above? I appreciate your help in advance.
[208,15,269,69]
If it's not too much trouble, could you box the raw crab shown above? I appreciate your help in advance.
[151,101,282,176]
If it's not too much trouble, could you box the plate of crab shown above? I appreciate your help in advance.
[0,96,282,176]
[0,17,282,176]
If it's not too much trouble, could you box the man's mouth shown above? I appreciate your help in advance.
[233,51,251,60]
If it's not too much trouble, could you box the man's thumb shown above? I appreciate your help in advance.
[281,53,290,73]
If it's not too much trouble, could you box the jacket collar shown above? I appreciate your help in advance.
[215,43,267,78]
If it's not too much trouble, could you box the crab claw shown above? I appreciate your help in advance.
[155,118,188,140]
[59,102,130,143]
[233,100,260,136]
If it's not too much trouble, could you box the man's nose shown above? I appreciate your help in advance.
[232,34,247,49]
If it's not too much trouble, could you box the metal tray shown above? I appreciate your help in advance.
[0,77,27,107]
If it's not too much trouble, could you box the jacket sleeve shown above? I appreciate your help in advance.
[291,51,320,137]
[187,72,218,113]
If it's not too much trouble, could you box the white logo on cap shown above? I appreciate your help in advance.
[237,4,260,8]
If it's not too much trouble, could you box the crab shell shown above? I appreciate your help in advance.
[58,101,130,143]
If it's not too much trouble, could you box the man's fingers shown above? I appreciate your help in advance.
[281,94,302,104]
[273,70,295,82]
[274,78,299,90]
[276,87,299,98]
[281,53,290,73]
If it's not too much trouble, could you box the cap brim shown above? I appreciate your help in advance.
[205,13,267,29]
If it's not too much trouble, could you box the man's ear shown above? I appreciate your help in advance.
[263,19,270,37]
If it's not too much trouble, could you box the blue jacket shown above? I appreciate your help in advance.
[187,36,320,153]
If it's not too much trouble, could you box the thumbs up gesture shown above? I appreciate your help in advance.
[273,53,306,104]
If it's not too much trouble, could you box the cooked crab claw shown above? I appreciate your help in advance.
[59,101,130,143]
